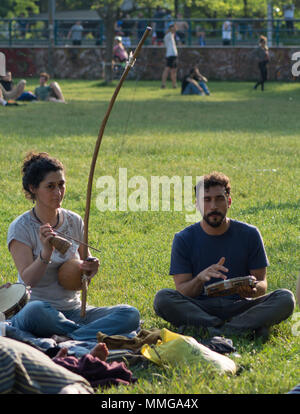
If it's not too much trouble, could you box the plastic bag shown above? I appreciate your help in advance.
[141,328,236,374]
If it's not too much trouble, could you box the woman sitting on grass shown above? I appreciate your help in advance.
[181,66,210,96]
[6,151,140,342]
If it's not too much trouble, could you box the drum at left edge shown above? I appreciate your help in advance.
[0,283,30,319]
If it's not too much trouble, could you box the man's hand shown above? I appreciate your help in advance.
[236,276,257,298]
[197,257,228,284]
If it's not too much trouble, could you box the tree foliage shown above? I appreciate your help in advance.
[0,0,38,18]
[3,0,300,20]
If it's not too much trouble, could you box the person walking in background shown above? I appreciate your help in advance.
[161,23,178,89]
[253,35,269,91]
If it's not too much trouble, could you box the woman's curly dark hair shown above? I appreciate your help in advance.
[22,151,64,200]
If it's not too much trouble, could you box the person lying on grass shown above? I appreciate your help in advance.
[154,171,295,342]
[34,72,66,103]
[0,71,27,104]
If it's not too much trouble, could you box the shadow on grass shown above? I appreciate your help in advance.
[1,94,300,141]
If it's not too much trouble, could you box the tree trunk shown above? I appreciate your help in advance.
[243,0,248,17]
[104,14,115,84]
[96,4,119,84]
[174,0,179,16]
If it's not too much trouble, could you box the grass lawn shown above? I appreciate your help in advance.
[0,78,299,395]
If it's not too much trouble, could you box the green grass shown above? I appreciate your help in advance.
[0,79,299,395]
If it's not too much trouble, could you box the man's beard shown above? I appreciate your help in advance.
[203,212,226,228]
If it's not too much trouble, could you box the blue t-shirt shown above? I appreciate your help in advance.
[170,219,269,292]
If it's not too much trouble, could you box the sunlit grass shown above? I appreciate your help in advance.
[0,80,299,394]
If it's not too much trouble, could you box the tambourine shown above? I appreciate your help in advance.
[0,283,31,319]
[204,276,257,297]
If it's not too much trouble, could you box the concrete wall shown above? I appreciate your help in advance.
[1,46,299,82]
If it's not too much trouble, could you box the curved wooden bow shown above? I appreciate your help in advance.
[80,27,152,317]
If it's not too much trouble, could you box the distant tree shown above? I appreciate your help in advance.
[91,0,164,83]
[0,0,38,18]
[49,0,164,83]
[91,0,124,83]
[181,0,269,18]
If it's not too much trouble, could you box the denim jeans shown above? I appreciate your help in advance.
[10,300,140,341]
[199,81,210,95]
[182,83,202,95]
[183,82,210,96]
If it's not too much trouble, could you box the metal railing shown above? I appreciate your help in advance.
[0,18,300,47]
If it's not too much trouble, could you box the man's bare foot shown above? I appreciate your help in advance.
[55,347,68,358]
[90,343,109,361]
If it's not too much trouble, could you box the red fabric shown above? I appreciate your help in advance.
[53,354,136,388]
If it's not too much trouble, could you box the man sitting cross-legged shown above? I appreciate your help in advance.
[153,172,295,341]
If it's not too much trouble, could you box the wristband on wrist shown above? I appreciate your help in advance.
[39,251,52,265]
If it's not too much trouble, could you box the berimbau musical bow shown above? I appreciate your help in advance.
[80,27,152,317]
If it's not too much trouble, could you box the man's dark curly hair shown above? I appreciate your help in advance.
[194,171,231,198]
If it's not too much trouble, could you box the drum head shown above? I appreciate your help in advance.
[205,276,255,296]
[0,283,27,314]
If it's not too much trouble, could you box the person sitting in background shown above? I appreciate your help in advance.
[113,36,128,63]
[0,71,36,101]
[0,71,27,102]
[34,72,66,103]
[181,66,210,96]
[0,87,14,106]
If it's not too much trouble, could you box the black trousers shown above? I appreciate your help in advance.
[153,288,295,334]
[254,61,268,90]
